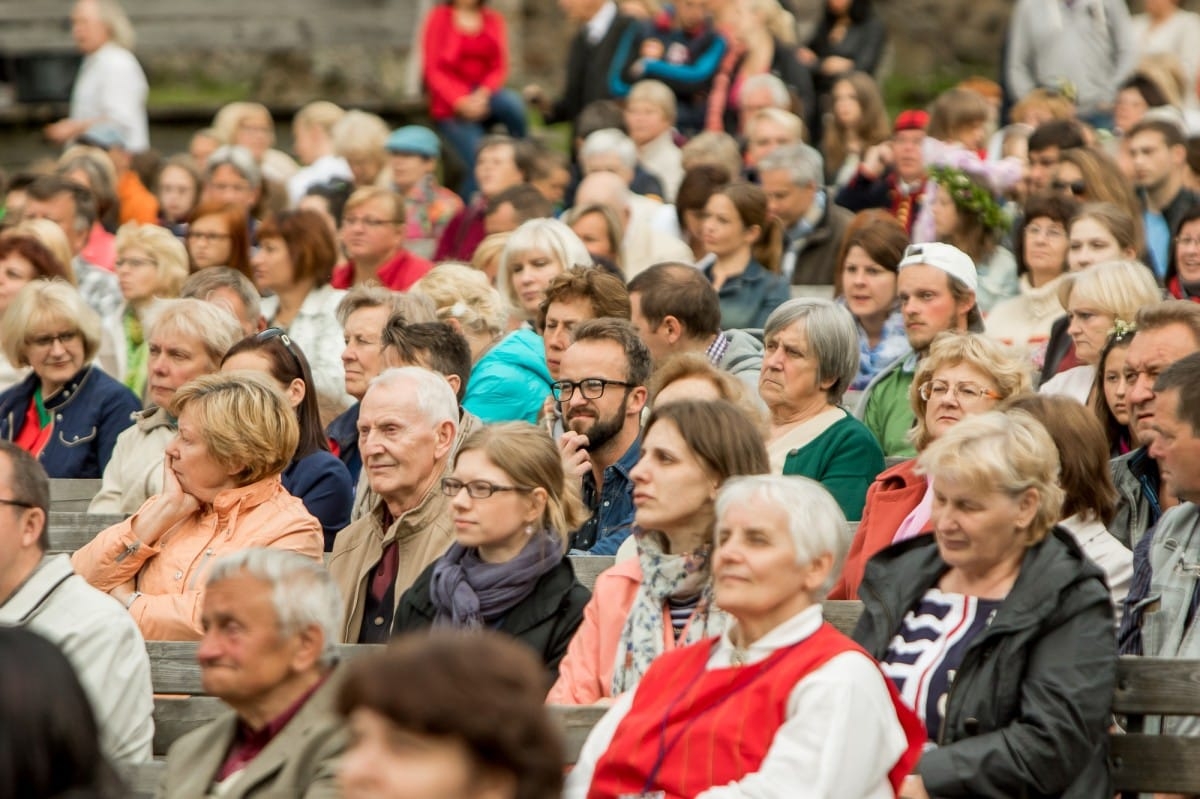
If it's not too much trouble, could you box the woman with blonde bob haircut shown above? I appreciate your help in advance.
[106,222,191,395]
[569,474,924,799]
[854,411,1116,798]
[413,263,509,362]
[73,372,324,640]
[831,332,1032,599]
[496,218,593,323]
[1040,259,1163,404]
[393,422,591,681]
[0,280,139,478]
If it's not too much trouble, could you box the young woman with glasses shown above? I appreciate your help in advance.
[391,421,590,684]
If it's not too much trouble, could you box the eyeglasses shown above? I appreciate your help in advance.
[919,379,1002,403]
[440,478,533,499]
[342,216,399,229]
[1025,224,1066,240]
[1177,237,1200,248]
[27,330,81,349]
[115,256,158,269]
[550,378,634,402]
[0,497,33,510]
[186,231,231,242]
[1050,179,1087,197]
[255,328,306,376]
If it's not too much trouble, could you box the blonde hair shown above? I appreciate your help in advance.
[909,332,1033,451]
[414,263,509,339]
[681,131,744,179]
[332,111,390,161]
[170,372,299,485]
[294,101,345,135]
[627,80,677,124]
[497,219,593,315]
[1057,260,1163,324]
[917,410,1064,545]
[649,352,765,431]
[471,232,511,279]
[211,102,274,148]
[343,186,404,225]
[1,280,101,366]
[3,220,75,283]
[745,108,805,145]
[91,0,135,50]
[455,422,586,550]
[114,222,190,297]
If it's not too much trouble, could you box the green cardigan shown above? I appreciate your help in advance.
[781,412,885,520]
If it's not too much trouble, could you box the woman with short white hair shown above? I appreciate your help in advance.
[496,218,593,324]
[567,474,924,799]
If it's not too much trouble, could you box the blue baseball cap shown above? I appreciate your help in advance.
[385,126,440,158]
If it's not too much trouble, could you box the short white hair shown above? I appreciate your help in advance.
[368,366,460,429]
[741,73,790,109]
[580,128,638,172]
[206,549,343,667]
[715,475,849,596]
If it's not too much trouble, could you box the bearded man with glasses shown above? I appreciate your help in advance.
[554,318,651,555]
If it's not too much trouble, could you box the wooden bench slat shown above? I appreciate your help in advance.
[147,642,381,695]
[118,760,165,799]
[48,478,103,512]
[1110,733,1200,792]
[1114,656,1200,715]
[46,511,126,552]
[153,696,224,756]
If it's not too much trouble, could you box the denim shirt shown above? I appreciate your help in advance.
[703,257,792,331]
[570,438,640,555]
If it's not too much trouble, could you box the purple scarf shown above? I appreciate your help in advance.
[429,530,562,628]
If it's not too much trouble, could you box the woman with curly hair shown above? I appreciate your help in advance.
[929,165,1017,312]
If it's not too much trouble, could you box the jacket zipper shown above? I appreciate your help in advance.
[187,548,216,590]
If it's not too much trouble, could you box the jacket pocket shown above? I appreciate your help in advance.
[58,426,98,447]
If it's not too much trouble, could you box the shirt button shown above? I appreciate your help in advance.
[374,617,384,626]
[174,571,183,580]
[603,501,610,507]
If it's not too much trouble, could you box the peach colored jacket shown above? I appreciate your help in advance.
[72,477,323,641]
[548,558,712,705]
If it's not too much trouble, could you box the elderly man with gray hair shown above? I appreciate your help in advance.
[328,367,459,643]
[157,548,346,798]
[758,142,853,286]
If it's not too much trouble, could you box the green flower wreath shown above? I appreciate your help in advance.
[928,165,1010,233]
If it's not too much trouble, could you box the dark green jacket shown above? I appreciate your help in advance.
[852,529,1115,798]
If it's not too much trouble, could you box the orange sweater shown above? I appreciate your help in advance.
[72,477,323,640]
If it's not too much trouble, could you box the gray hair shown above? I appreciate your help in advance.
[715,475,849,597]
[580,128,638,172]
[335,283,437,327]
[205,145,262,190]
[92,0,136,50]
[146,298,243,367]
[206,549,342,667]
[497,218,594,311]
[740,73,790,109]
[181,268,263,330]
[757,143,824,188]
[763,298,860,404]
[368,366,460,429]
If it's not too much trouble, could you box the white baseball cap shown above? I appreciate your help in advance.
[897,242,978,293]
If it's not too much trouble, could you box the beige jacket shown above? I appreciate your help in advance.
[89,406,175,515]
[156,668,346,799]
[73,477,323,640]
[328,476,454,643]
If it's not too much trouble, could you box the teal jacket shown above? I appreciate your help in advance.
[462,329,552,424]
[781,412,884,520]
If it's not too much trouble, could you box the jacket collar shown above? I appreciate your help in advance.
[39,366,95,411]
[137,405,176,432]
[369,464,453,544]
[207,477,287,530]
[0,554,74,624]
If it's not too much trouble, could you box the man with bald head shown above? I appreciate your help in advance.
[573,171,691,276]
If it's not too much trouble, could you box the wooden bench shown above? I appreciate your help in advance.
[46,511,126,553]
[48,478,103,512]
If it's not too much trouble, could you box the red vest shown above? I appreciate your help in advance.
[587,623,924,799]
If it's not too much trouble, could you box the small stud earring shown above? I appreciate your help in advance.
[525,524,535,536]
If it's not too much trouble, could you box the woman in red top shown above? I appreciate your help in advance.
[421,0,527,199]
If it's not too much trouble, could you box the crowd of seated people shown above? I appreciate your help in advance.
[13,0,1200,796]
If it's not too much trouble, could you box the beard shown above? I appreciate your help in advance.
[567,394,629,453]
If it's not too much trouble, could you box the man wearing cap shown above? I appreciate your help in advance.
[855,242,982,458]
[387,125,463,261]
[835,110,928,234]
[79,123,158,225]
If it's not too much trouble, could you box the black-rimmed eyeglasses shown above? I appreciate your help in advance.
[550,378,634,402]
[440,478,533,499]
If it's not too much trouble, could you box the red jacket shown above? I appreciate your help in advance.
[421,6,509,120]
[330,248,432,291]
[828,458,930,600]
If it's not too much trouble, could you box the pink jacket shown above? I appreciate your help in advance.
[72,477,323,640]
[548,558,709,705]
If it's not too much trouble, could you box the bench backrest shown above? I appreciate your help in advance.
[48,478,102,512]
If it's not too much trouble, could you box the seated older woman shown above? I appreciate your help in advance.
[853,411,1116,799]
[73,373,324,640]
[0,281,140,478]
[549,400,769,705]
[103,222,191,396]
[393,422,590,681]
[567,475,924,799]
[338,630,565,799]
[761,298,884,519]
[89,299,243,515]
[830,332,1032,599]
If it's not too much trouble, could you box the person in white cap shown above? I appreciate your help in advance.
[854,242,982,458]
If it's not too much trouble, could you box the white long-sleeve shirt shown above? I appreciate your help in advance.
[69,42,149,152]
[564,604,910,799]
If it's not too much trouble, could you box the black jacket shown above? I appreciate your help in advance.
[853,529,1115,798]
[547,12,640,132]
[392,555,591,686]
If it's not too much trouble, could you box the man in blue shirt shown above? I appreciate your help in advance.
[556,318,651,555]
[1129,118,1198,280]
